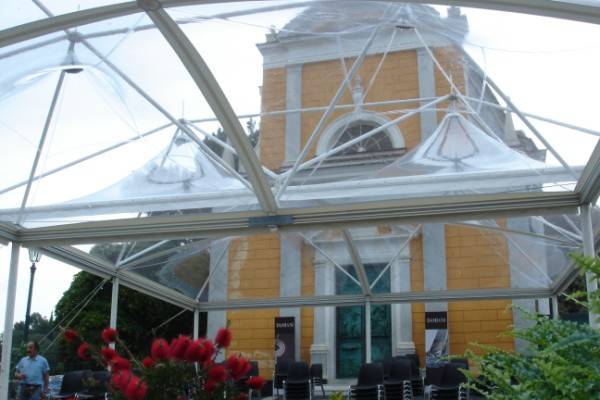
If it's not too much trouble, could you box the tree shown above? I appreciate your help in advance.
[202,118,260,172]
[53,243,198,373]
[2,313,59,375]
[466,254,600,399]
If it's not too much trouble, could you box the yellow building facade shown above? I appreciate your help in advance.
[213,5,537,381]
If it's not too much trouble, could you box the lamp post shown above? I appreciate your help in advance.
[23,248,41,343]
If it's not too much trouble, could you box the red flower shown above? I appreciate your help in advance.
[142,357,155,368]
[77,343,91,360]
[150,338,170,361]
[111,356,131,371]
[227,355,250,380]
[214,327,232,348]
[226,355,241,376]
[170,335,191,360]
[238,358,252,378]
[111,370,132,391]
[124,376,147,400]
[101,328,118,344]
[208,365,227,382]
[63,329,79,343]
[202,340,216,360]
[184,339,206,363]
[246,376,265,390]
[101,347,118,361]
[204,380,217,393]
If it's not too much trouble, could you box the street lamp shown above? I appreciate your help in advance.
[23,248,42,342]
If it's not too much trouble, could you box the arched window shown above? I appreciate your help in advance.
[317,112,404,156]
[333,121,395,155]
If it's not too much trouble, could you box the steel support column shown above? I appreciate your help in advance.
[581,204,599,328]
[109,277,119,348]
[365,300,372,363]
[193,309,199,340]
[0,243,20,400]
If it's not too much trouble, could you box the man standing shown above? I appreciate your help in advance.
[14,341,50,400]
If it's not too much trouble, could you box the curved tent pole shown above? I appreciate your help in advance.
[140,5,277,213]
[3,0,600,49]
[29,0,262,204]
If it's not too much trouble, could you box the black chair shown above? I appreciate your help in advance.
[382,359,392,381]
[49,370,92,399]
[383,359,413,400]
[273,358,292,397]
[236,361,260,397]
[429,363,469,400]
[77,370,110,399]
[393,356,422,396]
[448,358,469,371]
[284,362,311,400]
[349,363,383,400]
[405,354,420,370]
[309,363,326,398]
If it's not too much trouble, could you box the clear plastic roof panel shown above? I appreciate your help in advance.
[76,238,215,299]
[0,11,262,228]
[69,212,583,305]
[2,1,600,230]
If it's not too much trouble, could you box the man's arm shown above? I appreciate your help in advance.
[43,372,49,396]
[42,358,50,396]
[14,359,25,380]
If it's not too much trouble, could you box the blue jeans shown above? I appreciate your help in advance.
[17,384,42,400]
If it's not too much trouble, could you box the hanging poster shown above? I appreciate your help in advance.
[425,311,448,366]
[275,316,295,362]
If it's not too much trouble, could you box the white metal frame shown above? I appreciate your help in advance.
[2,2,600,399]
[3,0,600,50]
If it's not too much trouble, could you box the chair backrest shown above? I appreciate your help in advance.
[441,363,467,386]
[287,362,310,381]
[60,370,91,394]
[84,370,110,395]
[393,355,419,377]
[388,359,412,381]
[275,358,292,375]
[247,361,260,377]
[406,353,420,368]
[449,358,469,370]
[310,363,323,379]
[382,359,392,379]
[424,365,445,386]
[357,363,384,386]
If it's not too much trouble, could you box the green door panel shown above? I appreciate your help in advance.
[336,263,392,378]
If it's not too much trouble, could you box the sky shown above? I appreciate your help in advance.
[0,244,78,331]
[1,2,600,333]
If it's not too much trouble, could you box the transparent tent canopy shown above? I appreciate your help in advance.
[2,0,600,309]
[66,212,583,308]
